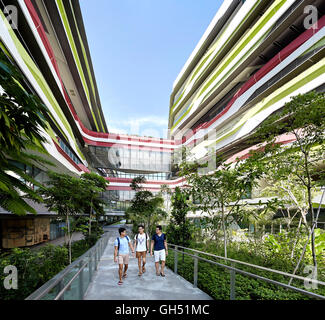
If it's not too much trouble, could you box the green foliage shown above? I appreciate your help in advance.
[0,49,52,215]
[80,172,109,220]
[127,177,167,236]
[39,172,87,263]
[35,245,68,282]
[178,151,265,257]
[0,244,67,300]
[39,171,85,218]
[252,91,325,266]
[314,228,325,256]
[166,187,194,246]
[264,229,325,264]
[82,221,104,247]
[166,237,325,300]
[68,240,91,261]
[39,172,108,263]
[0,235,102,300]
[0,248,39,300]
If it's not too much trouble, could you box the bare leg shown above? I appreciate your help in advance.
[142,256,146,272]
[155,262,160,275]
[138,257,142,274]
[161,261,165,275]
[118,264,123,281]
[123,264,128,277]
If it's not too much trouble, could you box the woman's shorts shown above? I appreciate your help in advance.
[136,251,147,258]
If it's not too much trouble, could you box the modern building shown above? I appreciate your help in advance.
[1,0,325,247]
[168,0,325,227]
[0,0,175,247]
[169,0,325,163]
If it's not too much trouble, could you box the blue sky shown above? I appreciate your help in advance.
[80,0,222,138]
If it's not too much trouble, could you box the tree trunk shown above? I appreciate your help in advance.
[221,206,227,258]
[89,198,93,236]
[147,215,151,237]
[65,215,68,245]
[290,216,302,259]
[67,216,72,264]
[307,186,317,269]
[288,189,325,285]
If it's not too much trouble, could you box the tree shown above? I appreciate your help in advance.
[39,172,85,264]
[0,50,51,215]
[80,172,108,237]
[159,184,172,213]
[252,91,325,269]
[260,173,314,259]
[179,152,264,258]
[166,186,193,247]
[127,176,167,236]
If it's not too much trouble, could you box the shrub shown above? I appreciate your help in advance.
[0,248,39,300]
[0,236,101,300]
[36,245,68,283]
[166,237,325,300]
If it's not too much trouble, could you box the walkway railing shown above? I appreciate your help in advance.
[168,244,325,300]
[26,233,110,300]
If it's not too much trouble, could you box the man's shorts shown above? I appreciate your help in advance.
[136,251,147,258]
[118,254,129,265]
[154,249,166,262]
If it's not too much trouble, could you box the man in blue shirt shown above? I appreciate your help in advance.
[114,227,135,285]
[150,225,168,277]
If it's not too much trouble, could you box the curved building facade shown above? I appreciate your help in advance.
[169,0,325,162]
[1,0,325,247]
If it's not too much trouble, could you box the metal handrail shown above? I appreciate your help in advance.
[26,232,109,300]
[54,260,89,300]
[168,243,325,300]
[168,243,325,286]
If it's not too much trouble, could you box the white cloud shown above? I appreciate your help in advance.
[107,116,168,138]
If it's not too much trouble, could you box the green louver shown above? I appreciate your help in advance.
[204,58,325,148]
[56,0,100,132]
[170,0,287,130]
[68,0,106,133]
[170,0,262,114]
[0,12,86,162]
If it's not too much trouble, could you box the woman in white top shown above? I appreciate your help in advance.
[134,225,149,276]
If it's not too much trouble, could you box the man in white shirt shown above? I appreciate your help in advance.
[134,225,149,276]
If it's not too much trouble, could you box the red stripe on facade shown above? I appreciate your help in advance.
[52,139,82,172]
[83,137,174,152]
[174,16,325,145]
[106,177,186,185]
[107,186,164,192]
[24,0,315,163]
[24,1,176,148]
[78,163,91,173]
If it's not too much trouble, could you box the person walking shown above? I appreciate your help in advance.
[150,225,168,277]
[134,225,149,276]
[114,227,135,285]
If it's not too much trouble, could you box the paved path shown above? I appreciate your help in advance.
[84,225,212,300]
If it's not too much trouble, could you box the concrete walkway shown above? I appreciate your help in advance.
[84,225,212,300]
